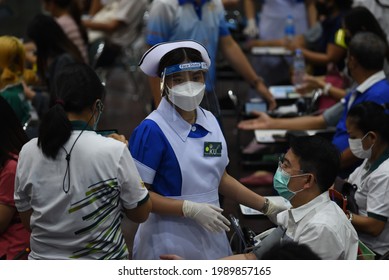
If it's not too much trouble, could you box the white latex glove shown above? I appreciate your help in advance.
[261,197,291,225]
[262,197,291,216]
[243,18,258,38]
[182,200,231,233]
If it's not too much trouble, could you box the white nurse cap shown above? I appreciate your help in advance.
[138,40,211,77]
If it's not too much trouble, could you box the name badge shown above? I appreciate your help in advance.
[204,142,222,157]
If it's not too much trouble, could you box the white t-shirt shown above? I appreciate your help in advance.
[14,130,148,259]
[277,192,359,259]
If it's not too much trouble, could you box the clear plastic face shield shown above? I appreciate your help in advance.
[161,61,209,113]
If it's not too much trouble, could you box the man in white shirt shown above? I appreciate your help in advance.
[162,136,359,260]
[226,135,359,259]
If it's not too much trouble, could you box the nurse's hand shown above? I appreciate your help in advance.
[262,198,290,216]
[182,200,231,233]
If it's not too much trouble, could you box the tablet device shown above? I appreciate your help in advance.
[245,102,267,114]
[96,129,118,136]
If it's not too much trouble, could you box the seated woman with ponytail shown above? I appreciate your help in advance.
[14,63,151,260]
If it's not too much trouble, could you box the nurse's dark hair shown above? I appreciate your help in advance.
[158,48,204,95]
[347,101,389,143]
[348,32,387,70]
[158,48,204,77]
[38,63,105,159]
[289,135,340,193]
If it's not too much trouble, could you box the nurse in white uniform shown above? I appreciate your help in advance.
[129,40,288,259]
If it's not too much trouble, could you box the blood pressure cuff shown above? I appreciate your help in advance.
[252,226,285,259]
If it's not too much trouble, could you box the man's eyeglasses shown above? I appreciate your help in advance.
[278,153,305,174]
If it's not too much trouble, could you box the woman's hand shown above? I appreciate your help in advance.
[182,200,230,232]
[107,133,128,145]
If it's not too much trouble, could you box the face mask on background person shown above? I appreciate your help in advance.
[348,132,374,159]
[168,81,205,111]
[273,167,306,201]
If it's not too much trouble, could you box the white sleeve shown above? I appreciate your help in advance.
[117,146,149,210]
[366,167,389,219]
[14,148,32,212]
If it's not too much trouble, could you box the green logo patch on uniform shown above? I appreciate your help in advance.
[204,142,222,157]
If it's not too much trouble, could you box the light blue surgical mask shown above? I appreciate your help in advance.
[273,167,306,201]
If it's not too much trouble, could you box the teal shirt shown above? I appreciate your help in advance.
[0,83,31,124]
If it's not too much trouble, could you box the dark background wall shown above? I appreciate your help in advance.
[0,0,41,38]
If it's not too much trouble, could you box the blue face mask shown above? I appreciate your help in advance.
[273,167,306,201]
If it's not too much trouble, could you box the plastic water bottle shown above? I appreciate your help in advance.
[292,48,305,87]
[284,15,295,44]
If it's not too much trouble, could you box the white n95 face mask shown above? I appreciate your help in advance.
[168,81,205,111]
[348,133,373,159]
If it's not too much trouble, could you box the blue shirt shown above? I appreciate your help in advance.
[146,0,230,91]
[332,71,389,152]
